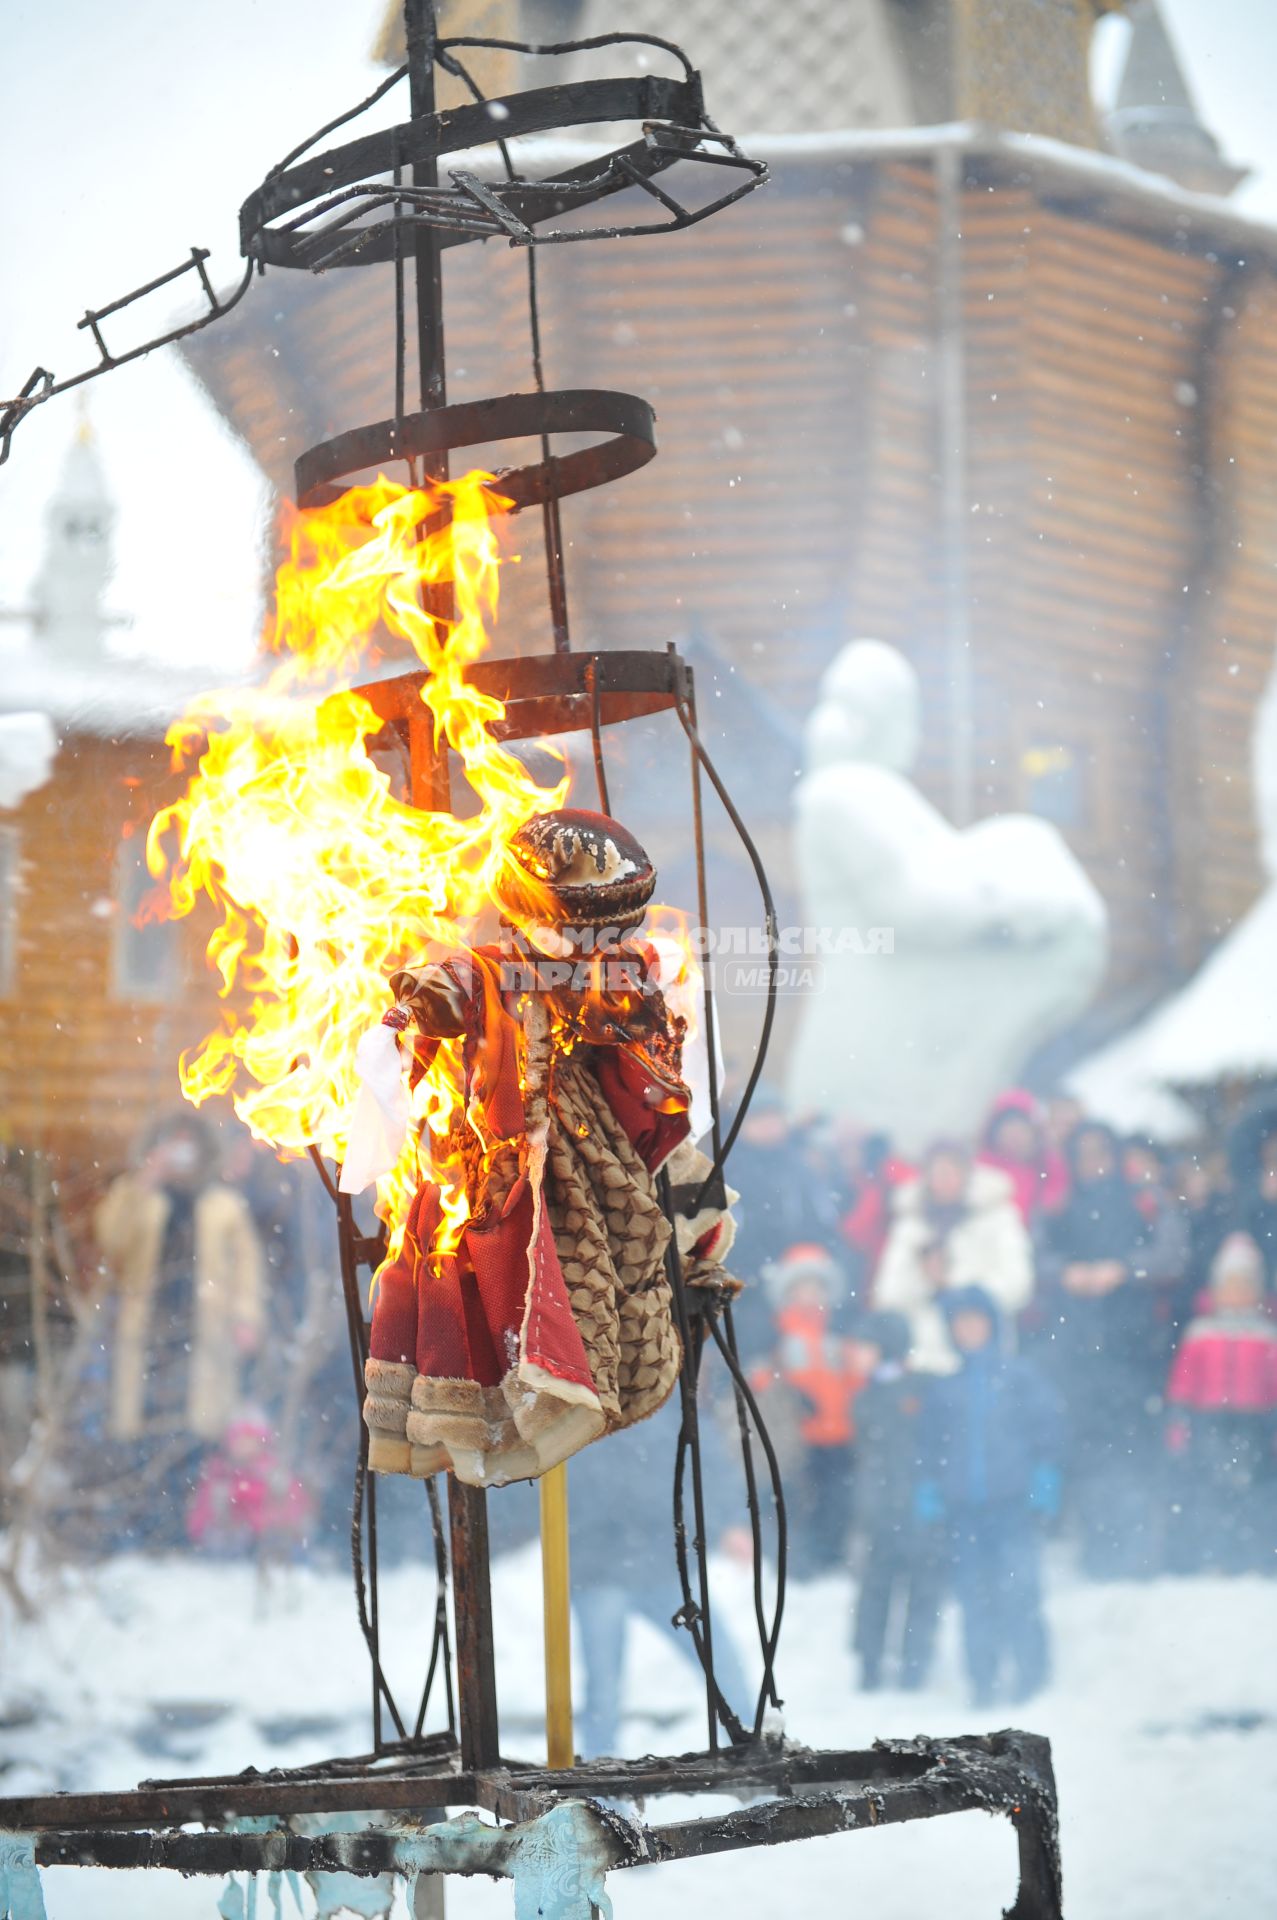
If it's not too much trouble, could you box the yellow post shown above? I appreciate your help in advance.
[539,1460,574,1768]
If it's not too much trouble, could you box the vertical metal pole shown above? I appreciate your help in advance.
[400,7,499,1769]
[404,0,447,432]
[936,146,973,827]
[539,1462,575,1767]
[404,0,456,706]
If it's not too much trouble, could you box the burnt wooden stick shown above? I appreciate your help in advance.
[448,1476,501,1770]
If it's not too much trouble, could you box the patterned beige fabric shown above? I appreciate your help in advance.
[543,1053,683,1432]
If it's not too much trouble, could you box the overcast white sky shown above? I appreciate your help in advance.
[2,0,1275,671]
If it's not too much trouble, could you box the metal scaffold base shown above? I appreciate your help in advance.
[0,1730,1062,1916]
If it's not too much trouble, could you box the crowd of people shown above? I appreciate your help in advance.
[729,1085,1277,1703]
[50,1080,1277,1732]
[77,1108,345,1559]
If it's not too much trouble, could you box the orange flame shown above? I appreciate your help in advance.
[147,471,567,1249]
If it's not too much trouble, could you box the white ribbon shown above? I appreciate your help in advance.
[339,1025,411,1195]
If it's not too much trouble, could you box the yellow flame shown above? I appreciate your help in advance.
[147,471,567,1249]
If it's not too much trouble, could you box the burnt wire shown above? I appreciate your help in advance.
[685,681,726,1183]
[350,1448,409,1744]
[393,134,408,438]
[659,1168,748,1749]
[311,1151,455,1751]
[0,257,255,466]
[668,1301,787,1740]
[708,1308,787,1726]
[331,1186,406,1745]
[306,1143,342,1206]
[267,63,410,181]
[437,44,572,653]
[422,1476,458,1738]
[673,692,780,1210]
[586,658,611,813]
[671,679,787,1723]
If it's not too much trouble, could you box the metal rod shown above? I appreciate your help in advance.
[334,1189,407,1742]
[367,1449,385,1751]
[587,660,610,812]
[539,1463,574,1767]
[405,0,455,666]
[393,133,408,437]
[438,45,572,658]
[708,1310,787,1726]
[406,0,446,429]
[76,247,213,329]
[659,1171,721,1750]
[671,691,778,1213]
[679,668,786,1724]
[525,246,572,654]
[684,664,723,1181]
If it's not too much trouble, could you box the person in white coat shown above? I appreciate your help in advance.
[875,1143,1034,1373]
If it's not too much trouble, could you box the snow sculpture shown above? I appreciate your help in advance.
[786,640,1107,1152]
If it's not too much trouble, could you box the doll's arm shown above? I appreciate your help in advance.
[389,954,480,1037]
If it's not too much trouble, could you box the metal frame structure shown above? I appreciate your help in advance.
[0,1732,1061,1912]
[0,7,1063,1913]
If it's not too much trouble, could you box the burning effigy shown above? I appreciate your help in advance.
[147,471,737,1489]
[360,808,737,1486]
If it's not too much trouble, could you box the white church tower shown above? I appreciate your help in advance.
[28,414,116,662]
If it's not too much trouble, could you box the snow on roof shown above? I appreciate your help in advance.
[0,646,253,741]
[0,712,56,808]
[1069,885,1277,1135]
[455,121,1277,261]
[1066,1027,1202,1143]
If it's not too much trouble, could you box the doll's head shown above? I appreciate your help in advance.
[496,808,656,955]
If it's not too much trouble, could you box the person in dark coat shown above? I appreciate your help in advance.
[726,1086,845,1363]
[1041,1120,1181,1579]
[569,1393,752,1758]
[1226,1100,1277,1288]
[832,1125,907,1298]
[849,1310,942,1691]
[917,1287,1062,1706]
[1123,1135,1193,1373]
[1171,1148,1236,1332]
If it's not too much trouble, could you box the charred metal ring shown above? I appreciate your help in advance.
[240,74,706,264]
[293,388,656,511]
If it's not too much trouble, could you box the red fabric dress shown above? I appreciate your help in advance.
[362,941,696,1486]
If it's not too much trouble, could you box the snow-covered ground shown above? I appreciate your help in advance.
[3,1546,1274,1918]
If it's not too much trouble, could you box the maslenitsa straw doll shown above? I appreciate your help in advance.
[360,808,738,1487]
